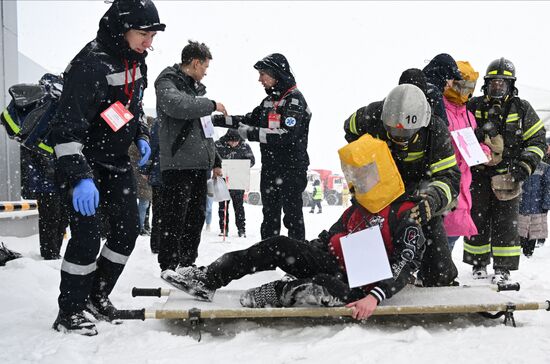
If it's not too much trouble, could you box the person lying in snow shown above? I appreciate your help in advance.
[162,125,427,320]
[161,196,425,320]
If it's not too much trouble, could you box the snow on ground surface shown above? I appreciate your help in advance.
[1,204,550,364]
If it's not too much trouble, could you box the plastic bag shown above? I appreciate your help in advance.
[212,176,231,202]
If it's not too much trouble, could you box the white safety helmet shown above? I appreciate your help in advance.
[381,84,431,143]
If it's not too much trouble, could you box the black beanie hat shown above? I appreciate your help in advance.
[399,68,428,95]
[224,129,242,142]
[118,0,166,32]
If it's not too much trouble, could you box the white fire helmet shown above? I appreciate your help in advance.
[381,84,431,143]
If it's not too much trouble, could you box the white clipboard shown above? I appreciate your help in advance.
[340,226,393,288]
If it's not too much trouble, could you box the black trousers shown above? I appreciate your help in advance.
[37,192,68,259]
[310,199,322,212]
[158,169,207,271]
[260,168,307,241]
[150,185,163,253]
[218,189,245,233]
[58,167,139,314]
[464,171,521,270]
[417,216,458,286]
[204,236,338,284]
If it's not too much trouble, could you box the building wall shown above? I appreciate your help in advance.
[0,0,20,201]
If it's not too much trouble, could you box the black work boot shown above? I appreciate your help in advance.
[52,310,98,336]
[86,296,122,324]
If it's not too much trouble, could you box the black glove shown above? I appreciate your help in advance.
[510,161,530,182]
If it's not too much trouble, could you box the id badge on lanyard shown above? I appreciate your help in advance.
[268,112,281,129]
[100,60,136,132]
[100,101,134,132]
[268,85,297,129]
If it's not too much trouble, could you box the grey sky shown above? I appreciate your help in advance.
[17,1,550,171]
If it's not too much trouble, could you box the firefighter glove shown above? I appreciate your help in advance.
[510,161,531,182]
[406,193,437,225]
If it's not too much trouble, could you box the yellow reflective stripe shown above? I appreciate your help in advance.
[506,113,519,123]
[487,70,498,75]
[430,155,457,174]
[429,180,452,207]
[464,242,492,255]
[2,109,20,134]
[349,112,358,135]
[475,110,482,118]
[38,142,53,154]
[523,120,544,140]
[496,168,508,173]
[492,246,521,257]
[503,70,513,76]
[525,146,544,159]
[404,151,424,162]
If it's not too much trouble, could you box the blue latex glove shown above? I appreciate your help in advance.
[72,178,99,216]
[136,139,151,167]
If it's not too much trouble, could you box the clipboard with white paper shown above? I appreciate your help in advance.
[450,127,488,167]
[340,226,393,288]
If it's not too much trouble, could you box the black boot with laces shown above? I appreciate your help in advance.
[52,310,98,336]
[86,296,122,324]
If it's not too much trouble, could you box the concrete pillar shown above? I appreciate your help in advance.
[0,0,21,201]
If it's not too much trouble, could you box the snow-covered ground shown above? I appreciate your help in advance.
[1,204,549,364]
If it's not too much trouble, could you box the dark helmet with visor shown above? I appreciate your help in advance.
[484,57,516,99]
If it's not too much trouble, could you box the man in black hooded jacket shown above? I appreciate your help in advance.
[213,53,312,241]
[215,129,255,237]
[49,0,165,336]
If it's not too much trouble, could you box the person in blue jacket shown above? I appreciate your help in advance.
[518,148,550,257]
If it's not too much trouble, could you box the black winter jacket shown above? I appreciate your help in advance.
[215,135,256,167]
[213,87,312,170]
[468,96,546,177]
[344,101,460,215]
[50,4,150,186]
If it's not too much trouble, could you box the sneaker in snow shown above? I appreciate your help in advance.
[86,296,122,324]
[52,310,98,336]
[240,281,282,308]
[281,279,344,307]
[491,268,511,285]
[472,265,488,279]
[161,267,215,301]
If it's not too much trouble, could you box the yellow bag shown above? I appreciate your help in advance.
[338,134,405,212]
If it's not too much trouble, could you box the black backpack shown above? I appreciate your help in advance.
[1,73,63,158]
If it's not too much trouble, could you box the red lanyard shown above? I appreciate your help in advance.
[273,85,297,110]
[123,59,137,107]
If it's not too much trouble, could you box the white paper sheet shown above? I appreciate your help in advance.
[221,159,251,190]
[340,226,393,288]
[200,115,215,138]
[450,127,489,167]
